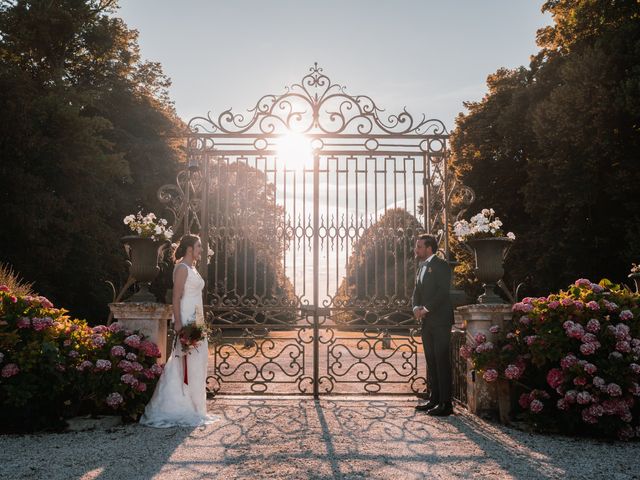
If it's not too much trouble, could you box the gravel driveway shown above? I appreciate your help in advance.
[1,397,637,480]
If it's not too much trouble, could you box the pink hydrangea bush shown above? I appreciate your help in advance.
[0,285,163,432]
[463,279,640,440]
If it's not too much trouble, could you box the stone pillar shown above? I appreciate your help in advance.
[456,303,512,420]
[109,302,173,364]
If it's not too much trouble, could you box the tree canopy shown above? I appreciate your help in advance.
[0,0,183,321]
[451,0,640,294]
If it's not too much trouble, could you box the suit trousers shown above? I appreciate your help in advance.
[421,319,452,404]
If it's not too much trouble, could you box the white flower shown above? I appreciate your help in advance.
[123,215,135,225]
[481,209,491,217]
[154,225,163,235]
[507,232,516,240]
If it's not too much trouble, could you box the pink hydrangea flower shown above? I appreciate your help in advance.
[580,343,597,355]
[620,310,634,321]
[38,296,54,309]
[92,325,108,334]
[459,345,473,359]
[506,332,516,339]
[1,363,19,378]
[561,298,574,307]
[109,323,123,333]
[573,377,587,387]
[513,303,534,313]
[576,391,592,404]
[134,382,147,392]
[607,383,623,397]
[95,359,112,371]
[546,368,564,389]
[126,352,137,361]
[110,346,126,357]
[140,340,161,358]
[68,350,79,358]
[482,369,498,382]
[575,279,591,287]
[505,365,522,380]
[586,301,599,311]
[92,335,106,348]
[590,284,604,293]
[76,360,93,372]
[630,363,640,375]
[573,301,584,310]
[124,334,141,348]
[525,335,538,346]
[17,317,31,329]
[150,364,164,376]
[474,333,487,344]
[567,325,585,340]
[561,354,578,370]
[581,333,597,344]
[519,315,531,325]
[118,360,134,372]
[583,363,597,375]
[130,362,144,372]
[581,410,598,424]
[32,317,54,331]
[616,341,631,353]
[519,393,532,409]
[557,398,569,410]
[564,390,578,404]
[586,318,600,333]
[475,342,494,353]
[603,300,619,312]
[106,392,123,408]
[121,373,137,386]
[529,399,544,413]
[593,377,606,389]
[489,325,500,334]
[548,301,560,310]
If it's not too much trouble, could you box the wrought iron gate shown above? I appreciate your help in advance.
[160,64,469,396]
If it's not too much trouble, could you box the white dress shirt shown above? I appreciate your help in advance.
[414,254,436,314]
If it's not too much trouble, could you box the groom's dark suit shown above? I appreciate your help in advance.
[412,255,454,406]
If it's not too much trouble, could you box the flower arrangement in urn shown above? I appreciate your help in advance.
[461,278,640,440]
[123,211,173,241]
[453,208,515,241]
[454,209,515,303]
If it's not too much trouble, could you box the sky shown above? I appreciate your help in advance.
[116,0,552,131]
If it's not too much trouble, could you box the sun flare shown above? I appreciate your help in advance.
[276,133,314,170]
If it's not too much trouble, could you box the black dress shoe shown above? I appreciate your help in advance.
[415,400,438,411]
[427,403,453,416]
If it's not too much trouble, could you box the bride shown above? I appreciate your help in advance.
[140,234,218,428]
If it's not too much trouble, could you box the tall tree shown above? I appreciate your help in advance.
[0,0,183,320]
[451,0,640,294]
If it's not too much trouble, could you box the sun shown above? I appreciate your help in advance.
[276,133,314,170]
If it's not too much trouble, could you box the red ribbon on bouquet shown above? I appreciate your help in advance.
[183,356,189,385]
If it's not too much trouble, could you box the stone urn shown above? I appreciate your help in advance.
[121,235,170,302]
[465,237,513,304]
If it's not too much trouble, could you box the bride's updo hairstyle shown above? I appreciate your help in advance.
[173,234,200,263]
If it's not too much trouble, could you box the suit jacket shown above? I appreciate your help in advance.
[411,256,454,326]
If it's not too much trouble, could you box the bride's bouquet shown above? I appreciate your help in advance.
[175,324,208,385]
[178,324,207,353]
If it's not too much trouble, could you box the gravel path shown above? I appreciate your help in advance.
[1,397,638,480]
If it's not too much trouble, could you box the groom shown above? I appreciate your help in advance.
[412,234,454,416]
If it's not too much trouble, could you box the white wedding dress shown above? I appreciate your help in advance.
[140,263,219,428]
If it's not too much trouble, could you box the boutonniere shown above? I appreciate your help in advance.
[428,267,433,273]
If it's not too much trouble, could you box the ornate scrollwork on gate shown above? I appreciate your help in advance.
[187,63,448,137]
